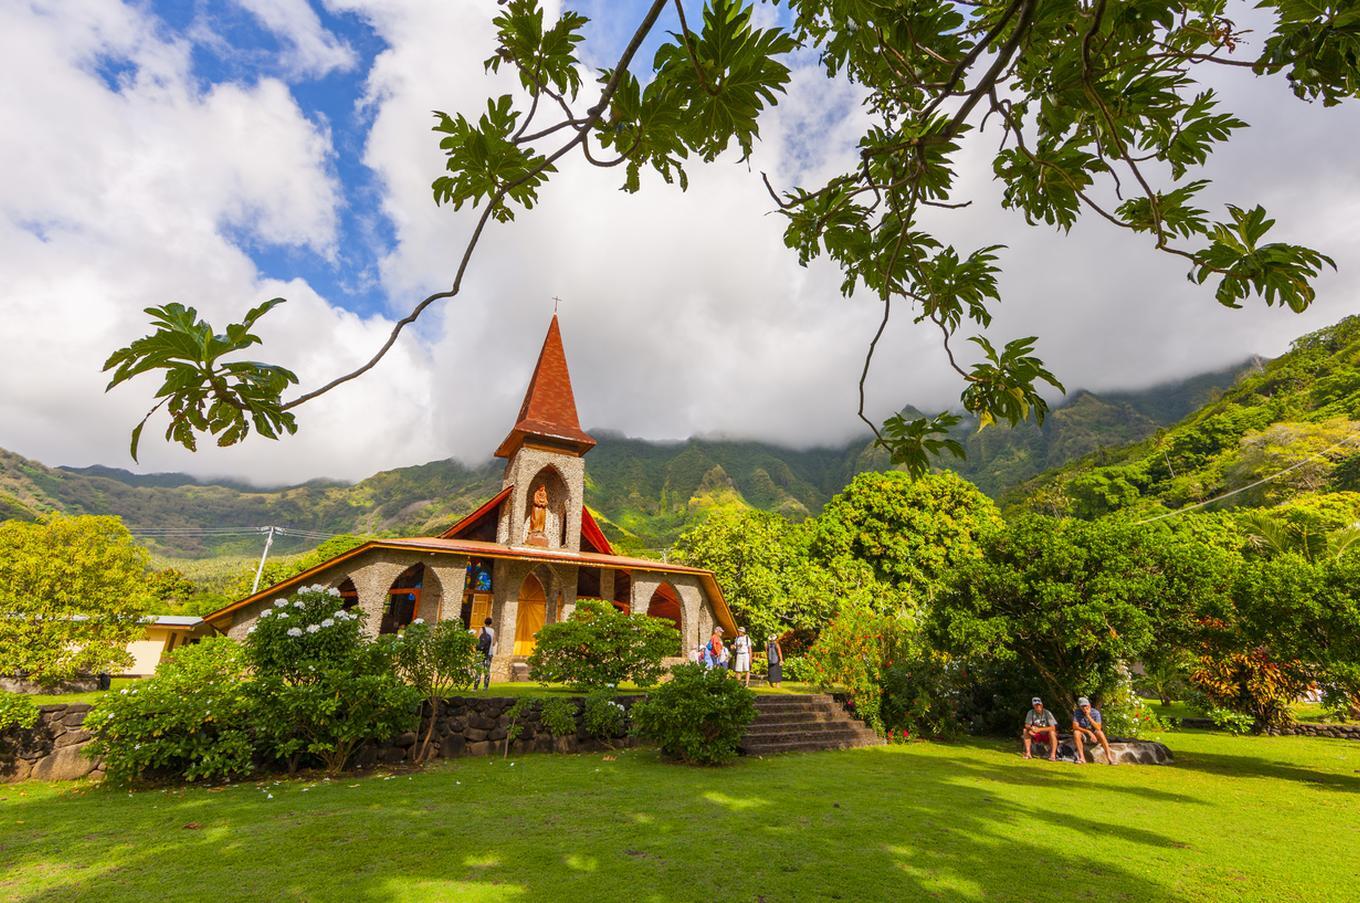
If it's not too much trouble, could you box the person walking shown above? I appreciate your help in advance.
[766,633,784,688]
[733,627,753,687]
[475,617,496,690]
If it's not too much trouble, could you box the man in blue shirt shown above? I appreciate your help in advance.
[1022,697,1059,760]
[1072,696,1115,764]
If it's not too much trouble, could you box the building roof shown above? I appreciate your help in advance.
[495,315,596,458]
[439,485,513,539]
[146,615,203,628]
[202,536,736,635]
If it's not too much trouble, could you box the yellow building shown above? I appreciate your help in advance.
[122,616,209,677]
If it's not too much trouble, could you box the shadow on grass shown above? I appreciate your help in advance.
[1171,747,1360,792]
[1,743,1217,902]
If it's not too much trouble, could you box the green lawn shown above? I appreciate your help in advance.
[21,679,139,706]
[3,731,1358,901]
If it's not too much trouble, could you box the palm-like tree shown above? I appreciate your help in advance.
[1239,511,1360,563]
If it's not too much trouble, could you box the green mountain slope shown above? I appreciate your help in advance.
[0,361,1248,557]
[1004,316,1360,520]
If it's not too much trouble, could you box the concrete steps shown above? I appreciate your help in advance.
[740,694,882,756]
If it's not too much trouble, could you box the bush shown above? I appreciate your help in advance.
[540,697,579,737]
[879,636,963,740]
[381,619,481,762]
[630,664,756,765]
[86,638,257,784]
[1190,649,1308,731]
[527,600,679,689]
[780,655,816,683]
[0,691,40,733]
[1206,705,1256,735]
[583,691,628,739]
[1098,670,1170,739]
[246,585,421,774]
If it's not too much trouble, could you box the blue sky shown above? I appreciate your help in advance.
[2,1,1358,484]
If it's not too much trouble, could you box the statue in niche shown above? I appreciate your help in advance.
[527,484,550,547]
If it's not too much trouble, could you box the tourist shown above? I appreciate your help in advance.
[689,642,702,665]
[476,617,496,690]
[1022,697,1059,761]
[732,627,753,686]
[766,633,784,688]
[706,626,726,671]
[1071,696,1114,765]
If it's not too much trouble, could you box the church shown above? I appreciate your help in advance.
[203,316,737,681]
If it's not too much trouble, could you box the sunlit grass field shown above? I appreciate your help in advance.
[3,730,1358,901]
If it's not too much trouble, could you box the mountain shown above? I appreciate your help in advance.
[1003,316,1360,520]
[0,361,1250,557]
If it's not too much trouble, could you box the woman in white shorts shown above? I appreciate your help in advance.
[732,627,753,686]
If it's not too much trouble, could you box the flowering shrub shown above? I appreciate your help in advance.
[780,655,816,683]
[1098,670,1170,739]
[806,604,891,730]
[246,586,421,774]
[86,638,257,784]
[582,690,628,739]
[0,690,40,733]
[1191,648,1309,731]
[887,727,912,745]
[631,664,756,765]
[527,600,679,689]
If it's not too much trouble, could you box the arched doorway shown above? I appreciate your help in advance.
[381,564,424,635]
[514,573,547,655]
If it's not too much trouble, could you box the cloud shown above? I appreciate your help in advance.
[234,0,356,78]
[2,0,1359,488]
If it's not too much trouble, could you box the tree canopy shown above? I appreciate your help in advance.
[103,0,1358,470]
[0,515,151,686]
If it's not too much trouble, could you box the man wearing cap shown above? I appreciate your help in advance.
[1072,696,1115,764]
[1022,697,1059,760]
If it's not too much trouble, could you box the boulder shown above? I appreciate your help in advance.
[1088,741,1173,765]
[28,745,98,782]
[465,740,496,757]
[55,730,92,748]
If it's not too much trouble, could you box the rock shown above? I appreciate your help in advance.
[438,736,466,758]
[465,728,489,743]
[488,727,508,742]
[378,747,407,765]
[62,712,89,728]
[28,744,97,782]
[395,731,417,748]
[55,730,92,748]
[1,758,33,783]
[465,740,496,757]
[1088,741,1173,766]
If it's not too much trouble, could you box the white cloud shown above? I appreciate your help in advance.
[2,0,1359,489]
[234,0,356,78]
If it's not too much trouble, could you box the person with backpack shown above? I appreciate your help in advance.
[705,626,726,672]
[476,617,496,690]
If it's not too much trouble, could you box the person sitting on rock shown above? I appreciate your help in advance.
[1022,697,1059,761]
[1072,696,1115,765]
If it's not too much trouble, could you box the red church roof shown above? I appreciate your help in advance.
[495,315,596,458]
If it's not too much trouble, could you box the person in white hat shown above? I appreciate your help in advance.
[1022,697,1059,761]
[1072,696,1114,764]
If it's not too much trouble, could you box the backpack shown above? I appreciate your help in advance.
[477,629,493,654]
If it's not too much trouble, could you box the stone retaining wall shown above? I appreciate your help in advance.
[1266,723,1360,739]
[1,696,642,782]
[1,704,102,783]
[361,695,642,766]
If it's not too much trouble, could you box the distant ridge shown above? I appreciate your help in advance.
[0,360,1252,556]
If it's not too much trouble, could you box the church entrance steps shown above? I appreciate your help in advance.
[739,694,882,756]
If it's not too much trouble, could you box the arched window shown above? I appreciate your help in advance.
[335,577,358,611]
[380,564,424,634]
[646,584,683,655]
[524,465,569,548]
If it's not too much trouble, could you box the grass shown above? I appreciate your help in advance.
[21,679,138,706]
[3,731,1358,901]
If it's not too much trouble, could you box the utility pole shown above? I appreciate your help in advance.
[251,526,278,595]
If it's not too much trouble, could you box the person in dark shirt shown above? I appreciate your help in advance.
[1022,697,1059,760]
[1072,696,1114,764]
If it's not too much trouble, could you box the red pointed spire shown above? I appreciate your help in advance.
[495,315,596,458]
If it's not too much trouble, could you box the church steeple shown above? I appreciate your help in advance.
[495,314,596,459]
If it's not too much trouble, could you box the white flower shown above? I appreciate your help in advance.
[277,612,289,620]
[247,626,256,635]
[287,627,303,637]
[119,689,128,695]
[274,599,287,608]
[326,587,341,597]
[259,609,271,619]
[321,619,334,628]
[412,618,424,625]
[306,624,320,634]
[293,600,305,609]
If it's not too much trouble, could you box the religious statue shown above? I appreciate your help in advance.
[527,484,550,546]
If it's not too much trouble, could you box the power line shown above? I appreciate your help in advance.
[1135,429,1360,525]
